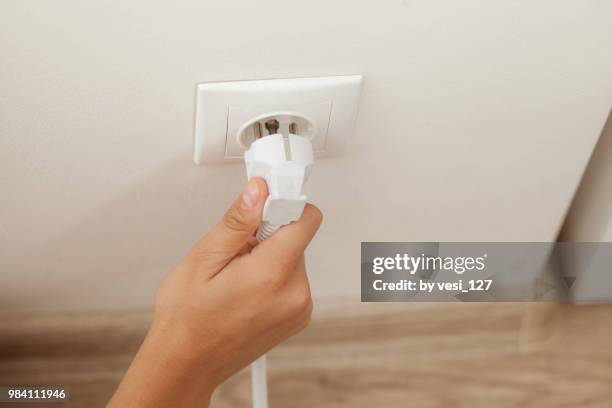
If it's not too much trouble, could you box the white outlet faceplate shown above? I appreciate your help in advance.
[193,75,363,164]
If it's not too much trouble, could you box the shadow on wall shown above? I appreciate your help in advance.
[2,151,247,312]
[558,110,612,302]
[560,109,612,242]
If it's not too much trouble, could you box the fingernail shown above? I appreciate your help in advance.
[241,179,259,209]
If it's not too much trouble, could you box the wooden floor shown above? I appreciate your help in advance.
[0,302,611,407]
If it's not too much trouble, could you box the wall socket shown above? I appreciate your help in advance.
[226,100,331,157]
[236,111,316,150]
[193,75,363,164]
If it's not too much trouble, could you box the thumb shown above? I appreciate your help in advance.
[191,177,268,275]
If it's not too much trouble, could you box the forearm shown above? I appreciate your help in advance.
[108,325,215,408]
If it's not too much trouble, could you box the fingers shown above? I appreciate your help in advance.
[225,254,313,334]
[190,177,268,277]
[261,256,313,338]
[252,204,323,272]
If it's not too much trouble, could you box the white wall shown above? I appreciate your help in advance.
[1,0,611,312]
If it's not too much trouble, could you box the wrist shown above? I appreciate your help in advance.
[144,321,219,395]
[110,322,216,407]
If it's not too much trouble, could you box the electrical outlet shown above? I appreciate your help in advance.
[235,111,316,150]
[193,75,362,164]
[225,100,331,157]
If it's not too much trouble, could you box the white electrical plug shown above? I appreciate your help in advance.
[243,118,314,241]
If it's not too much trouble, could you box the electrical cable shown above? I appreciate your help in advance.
[250,222,280,408]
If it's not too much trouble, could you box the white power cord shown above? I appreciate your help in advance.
[243,117,314,408]
[250,225,278,408]
[250,355,269,408]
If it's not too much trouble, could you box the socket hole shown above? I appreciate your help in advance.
[264,119,279,135]
[236,112,315,148]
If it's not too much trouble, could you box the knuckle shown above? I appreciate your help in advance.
[190,244,225,266]
[223,208,248,232]
[292,309,313,335]
[286,284,313,317]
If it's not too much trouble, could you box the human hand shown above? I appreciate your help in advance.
[109,177,322,407]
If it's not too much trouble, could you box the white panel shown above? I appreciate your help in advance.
[193,75,362,163]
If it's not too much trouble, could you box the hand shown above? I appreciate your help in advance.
[109,177,323,407]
